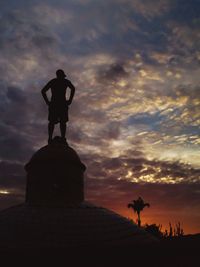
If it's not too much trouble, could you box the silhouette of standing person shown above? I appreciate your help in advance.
[41,69,75,144]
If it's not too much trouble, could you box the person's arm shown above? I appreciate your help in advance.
[41,80,52,106]
[67,81,75,105]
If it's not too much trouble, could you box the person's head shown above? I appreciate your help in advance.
[56,69,66,79]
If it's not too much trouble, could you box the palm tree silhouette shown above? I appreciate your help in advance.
[128,196,150,227]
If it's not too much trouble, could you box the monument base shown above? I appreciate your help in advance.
[25,137,86,207]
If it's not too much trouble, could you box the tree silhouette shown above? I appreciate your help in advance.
[127,196,150,227]
[144,223,163,239]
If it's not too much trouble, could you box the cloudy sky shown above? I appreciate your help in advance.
[0,0,200,233]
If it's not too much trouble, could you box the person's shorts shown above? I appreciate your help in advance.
[48,103,69,124]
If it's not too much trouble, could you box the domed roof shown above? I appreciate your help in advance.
[25,137,86,172]
[0,202,157,250]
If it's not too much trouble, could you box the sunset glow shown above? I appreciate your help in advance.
[0,0,200,234]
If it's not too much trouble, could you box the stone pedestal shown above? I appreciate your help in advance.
[25,137,86,206]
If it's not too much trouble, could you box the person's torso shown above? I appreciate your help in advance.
[50,78,70,104]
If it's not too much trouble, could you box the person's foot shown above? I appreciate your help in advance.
[48,138,52,145]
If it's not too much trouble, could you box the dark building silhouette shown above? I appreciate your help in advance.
[0,137,157,253]
[25,137,85,206]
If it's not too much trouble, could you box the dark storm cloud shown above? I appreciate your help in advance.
[6,86,27,103]
[99,121,121,139]
[0,81,41,161]
[0,133,33,162]
[0,83,28,122]
[0,9,57,53]
[70,101,107,124]
[0,161,25,189]
[82,151,200,184]
[0,6,60,84]
[177,84,200,99]
[171,0,200,25]
[156,84,200,134]
[96,63,129,83]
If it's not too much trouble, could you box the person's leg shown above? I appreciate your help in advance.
[60,122,66,140]
[48,122,54,143]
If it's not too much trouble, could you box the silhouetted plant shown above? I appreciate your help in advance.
[163,222,184,238]
[175,222,184,237]
[164,229,168,238]
[127,196,150,227]
[144,223,163,239]
[169,222,173,238]
[145,222,184,239]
